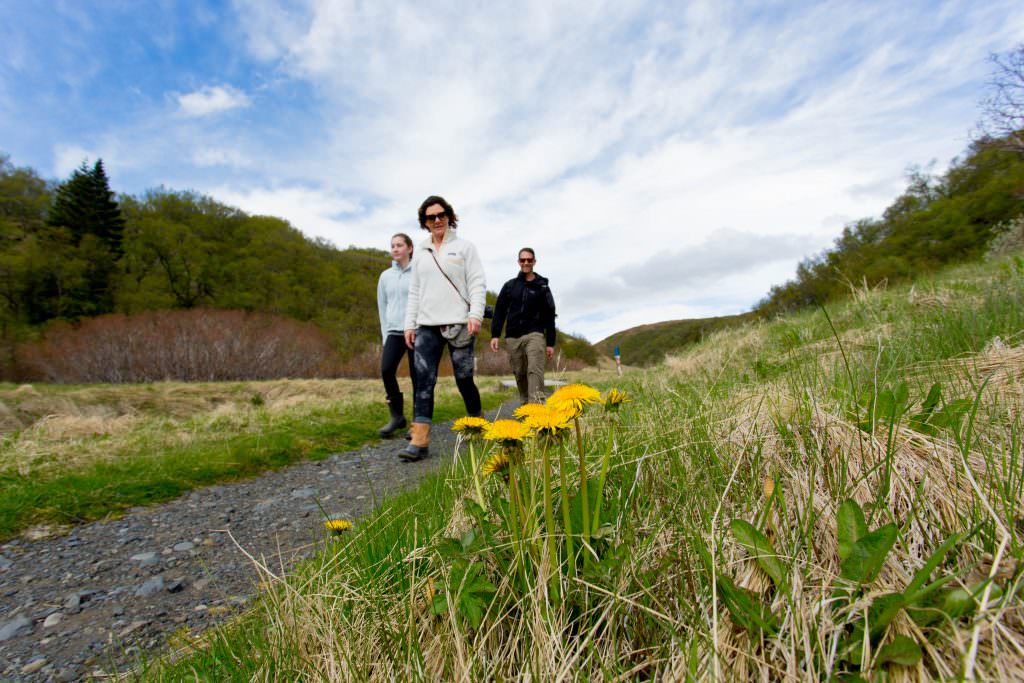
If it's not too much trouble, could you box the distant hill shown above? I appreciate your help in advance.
[596,312,755,367]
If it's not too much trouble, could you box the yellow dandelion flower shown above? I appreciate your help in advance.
[324,519,353,534]
[513,403,548,420]
[547,383,601,418]
[523,405,574,437]
[603,388,630,412]
[480,451,510,476]
[452,416,490,438]
[483,419,531,445]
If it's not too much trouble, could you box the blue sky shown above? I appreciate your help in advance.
[2,1,1022,343]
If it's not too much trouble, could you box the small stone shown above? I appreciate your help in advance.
[110,603,125,616]
[131,551,159,565]
[21,657,48,674]
[0,614,32,641]
[43,612,63,628]
[193,604,208,611]
[135,576,164,597]
[56,667,78,682]
[0,554,11,570]
[64,593,81,613]
[166,579,185,593]
[172,541,194,552]
[202,538,217,546]
[119,620,149,637]
[290,487,316,499]
[193,578,211,591]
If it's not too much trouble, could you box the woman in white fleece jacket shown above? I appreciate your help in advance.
[399,195,486,461]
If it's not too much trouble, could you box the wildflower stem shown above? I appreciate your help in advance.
[468,440,485,508]
[541,438,559,598]
[591,421,615,534]
[558,443,576,580]
[575,416,590,566]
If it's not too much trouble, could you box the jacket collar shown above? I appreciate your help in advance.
[516,271,544,283]
[391,260,413,272]
[422,228,457,252]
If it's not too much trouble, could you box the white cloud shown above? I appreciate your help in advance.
[191,147,253,168]
[27,1,1024,342]
[53,143,100,177]
[204,184,363,245]
[176,85,251,117]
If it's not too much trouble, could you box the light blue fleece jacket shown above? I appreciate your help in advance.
[377,261,413,342]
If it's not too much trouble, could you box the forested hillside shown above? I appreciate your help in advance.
[601,136,1023,366]
[596,312,754,367]
[0,155,595,380]
[756,139,1024,315]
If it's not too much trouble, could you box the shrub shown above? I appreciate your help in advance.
[17,308,339,383]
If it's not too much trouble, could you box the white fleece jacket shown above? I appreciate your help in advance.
[403,229,487,329]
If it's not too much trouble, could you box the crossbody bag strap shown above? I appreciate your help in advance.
[429,249,472,309]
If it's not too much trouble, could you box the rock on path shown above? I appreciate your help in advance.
[0,402,515,681]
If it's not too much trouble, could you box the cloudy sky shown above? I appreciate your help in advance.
[2,1,1022,342]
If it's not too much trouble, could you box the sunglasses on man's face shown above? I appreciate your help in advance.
[519,257,535,264]
[424,211,448,223]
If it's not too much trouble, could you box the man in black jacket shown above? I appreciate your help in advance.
[489,248,556,404]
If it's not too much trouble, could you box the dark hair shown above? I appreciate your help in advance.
[418,195,458,230]
[392,232,413,252]
[518,247,536,259]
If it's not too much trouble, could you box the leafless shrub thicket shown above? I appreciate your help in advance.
[17,309,339,383]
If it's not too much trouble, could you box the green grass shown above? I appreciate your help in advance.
[143,254,1024,680]
[0,390,506,540]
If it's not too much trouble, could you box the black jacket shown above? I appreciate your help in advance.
[490,272,557,347]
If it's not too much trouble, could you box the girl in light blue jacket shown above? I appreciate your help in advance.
[376,233,416,437]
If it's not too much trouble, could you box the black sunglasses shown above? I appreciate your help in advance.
[424,211,448,223]
[519,257,535,263]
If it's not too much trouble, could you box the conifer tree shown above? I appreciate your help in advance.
[47,159,125,253]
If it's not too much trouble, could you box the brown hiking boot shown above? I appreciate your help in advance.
[399,422,430,462]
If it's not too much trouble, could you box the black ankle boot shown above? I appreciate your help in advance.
[378,393,408,438]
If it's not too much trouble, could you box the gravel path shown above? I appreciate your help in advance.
[0,401,515,681]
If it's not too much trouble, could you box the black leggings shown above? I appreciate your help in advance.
[412,326,481,423]
[381,333,416,399]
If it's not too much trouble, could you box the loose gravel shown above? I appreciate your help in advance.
[0,402,515,681]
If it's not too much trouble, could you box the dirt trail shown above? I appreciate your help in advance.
[0,402,514,681]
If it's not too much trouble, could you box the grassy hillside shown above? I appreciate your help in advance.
[145,252,1024,680]
[596,312,754,366]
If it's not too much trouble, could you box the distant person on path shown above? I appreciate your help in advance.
[401,196,487,461]
[489,248,556,404]
[376,233,417,438]
[614,345,622,376]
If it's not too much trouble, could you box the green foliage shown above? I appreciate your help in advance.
[758,139,1024,317]
[0,154,598,376]
[596,312,754,367]
[718,499,985,677]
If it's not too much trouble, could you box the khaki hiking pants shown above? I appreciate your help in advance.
[506,332,546,404]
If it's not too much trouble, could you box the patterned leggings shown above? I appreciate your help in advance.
[412,325,481,424]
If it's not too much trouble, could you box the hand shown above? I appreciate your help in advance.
[467,318,482,335]
[404,329,416,349]
[490,337,500,352]
[546,346,554,359]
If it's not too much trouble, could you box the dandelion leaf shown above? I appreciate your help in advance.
[730,519,788,592]
[875,635,922,667]
[716,573,778,636]
[867,592,905,640]
[837,499,868,562]
[840,523,896,585]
